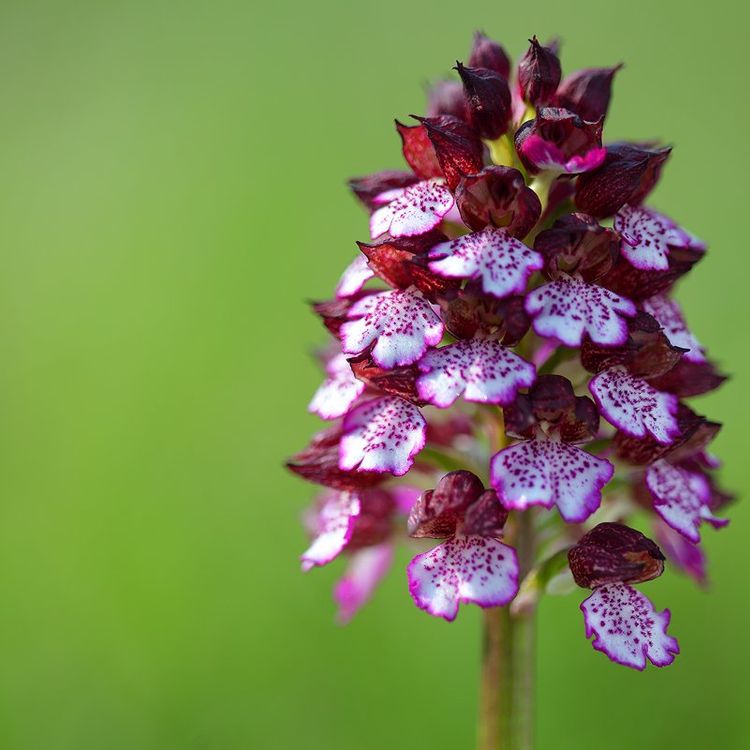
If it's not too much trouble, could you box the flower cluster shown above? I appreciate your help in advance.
[287,32,731,668]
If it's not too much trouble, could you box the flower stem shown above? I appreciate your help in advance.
[479,606,513,750]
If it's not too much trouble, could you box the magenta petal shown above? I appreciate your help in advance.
[520,134,606,174]
[369,179,455,239]
[407,536,519,621]
[525,278,636,347]
[309,353,365,420]
[589,366,679,444]
[581,583,679,670]
[339,396,426,476]
[428,227,543,299]
[301,491,361,571]
[416,338,536,408]
[340,289,444,369]
[642,294,705,363]
[646,460,728,543]
[334,543,394,624]
[335,254,375,299]
[490,439,613,523]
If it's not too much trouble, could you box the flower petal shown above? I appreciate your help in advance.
[490,439,613,522]
[334,543,394,623]
[370,179,455,239]
[301,491,361,571]
[335,254,375,299]
[645,460,728,542]
[614,205,686,271]
[309,353,366,420]
[525,278,636,347]
[654,521,707,585]
[339,396,426,476]
[589,366,679,444]
[641,294,705,363]
[581,583,679,670]
[340,289,444,369]
[428,227,543,299]
[416,338,536,408]
[407,536,519,621]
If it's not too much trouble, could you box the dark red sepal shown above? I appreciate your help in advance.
[440,290,530,344]
[347,488,396,550]
[648,358,728,398]
[468,31,511,78]
[348,353,426,405]
[455,62,512,140]
[517,36,562,106]
[395,121,443,180]
[461,490,509,537]
[408,471,485,538]
[554,65,623,123]
[426,80,467,120]
[348,171,418,209]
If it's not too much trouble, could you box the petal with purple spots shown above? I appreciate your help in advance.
[490,439,613,523]
[340,289,444,369]
[407,536,519,621]
[525,278,636,347]
[370,179,455,239]
[589,366,679,444]
[301,491,361,571]
[335,254,375,298]
[646,460,728,543]
[642,294,705,363]
[334,543,394,623]
[309,353,365,420]
[427,227,543,299]
[614,205,691,271]
[339,396,427,476]
[416,338,536,408]
[581,583,679,670]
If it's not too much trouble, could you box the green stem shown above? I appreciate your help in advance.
[479,607,513,750]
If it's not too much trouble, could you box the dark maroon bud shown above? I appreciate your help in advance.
[426,80,468,119]
[517,36,562,106]
[455,166,542,237]
[559,396,600,443]
[311,293,370,337]
[468,31,511,78]
[535,212,619,283]
[462,490,509,537]
[408,471,485,538]
[348,171,418,209]
[615,404,721,465]
[395,121,443,180]
[455,62,512,140]
[648,358,728,398]
[348,489,396,549]
[347,354,425,405]
[500,295,533,345]
[440,291,530,343]
[575,142,671,218]
[568,522,665,589]
[412,115,484,191]
[529,374,576,421]
[503,393,536,440]
[581,311,685,378]
[514,107,603,175]
[287,427,384,490]
[555,65,623,122]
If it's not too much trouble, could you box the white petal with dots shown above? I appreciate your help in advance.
[614,205,683,271]
[427,227,543,299]
[308,353,365,420]
[490,439,613,523]
[581,583,679,670]
[525,278,636,347]
[369,179,455,239]
[407,536,519,621]
[335,254,374,298]
[300,491,361,572]
[339,396,426,476]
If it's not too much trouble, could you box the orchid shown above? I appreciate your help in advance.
[286,30,731,750]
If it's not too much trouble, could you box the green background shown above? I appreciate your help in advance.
[0,0,746,747]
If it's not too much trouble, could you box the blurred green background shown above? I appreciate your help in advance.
[0,0,746,747]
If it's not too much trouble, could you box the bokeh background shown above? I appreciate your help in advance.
[0,0,747,747]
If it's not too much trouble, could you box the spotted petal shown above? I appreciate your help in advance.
[614,205,691,271]
[370,179,455,239]
[428,227,543,299]
[407,536,519,621]
[339,396,426,476]
[581,583,679,670]
[525,278,636,347]
[340,289,444,369]
[335,254,374,299]
[589,366,679,444]
[301,491,361,572]
[334,543,393,624]
[645,460,728,543]
[490,439,613,522]
[309,353,365,420]
[416,338,536,408]
[642,294,705,363]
